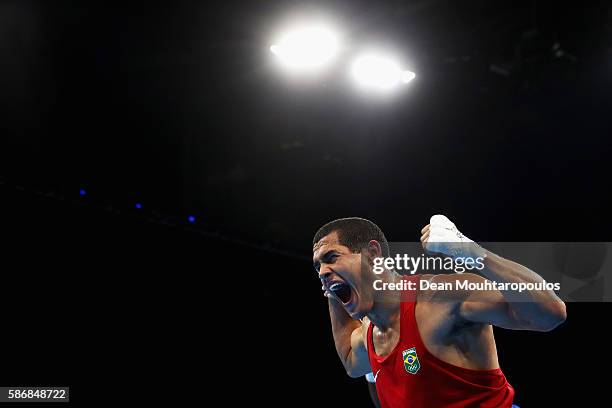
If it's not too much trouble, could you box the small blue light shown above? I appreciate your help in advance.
[135,203,142,209]
[79,189,87,196]
[188,215,196,223]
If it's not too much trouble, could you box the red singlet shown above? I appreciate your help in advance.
[366,277,515,407]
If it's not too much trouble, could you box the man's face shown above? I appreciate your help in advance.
[313,231,375,319]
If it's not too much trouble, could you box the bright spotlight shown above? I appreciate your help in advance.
[351,54,415,91]
[270,24,339,70]
[401,70,416,83]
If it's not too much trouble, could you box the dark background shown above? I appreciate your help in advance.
[1,0,611,406]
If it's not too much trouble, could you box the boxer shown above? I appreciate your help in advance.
[313,215,566,407]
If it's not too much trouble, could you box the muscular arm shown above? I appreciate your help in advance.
[421,218,566,332]
[460,253,566,331]
[433,268,566,332]
[328,297,371,378]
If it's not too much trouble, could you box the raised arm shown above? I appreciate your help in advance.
[422,215,566,332]
[327,296,372,378]
[461,255,566,331]
[431,272,566,331]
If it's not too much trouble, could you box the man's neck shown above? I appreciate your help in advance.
[366,269,402,331]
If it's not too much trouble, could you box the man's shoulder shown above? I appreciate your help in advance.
[360,316,371,333]
[415,274,489,338]
[415,273,486,312]
[359,317,371,351]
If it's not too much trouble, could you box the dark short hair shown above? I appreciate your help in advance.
[313,217,390,257]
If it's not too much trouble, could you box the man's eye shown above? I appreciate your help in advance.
[314,253,338,273]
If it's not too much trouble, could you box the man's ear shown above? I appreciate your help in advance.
[367,240,383,259]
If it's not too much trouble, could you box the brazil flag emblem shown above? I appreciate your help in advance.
[402,347,420,375]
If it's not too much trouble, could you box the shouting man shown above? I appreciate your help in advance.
[313,215,566,407]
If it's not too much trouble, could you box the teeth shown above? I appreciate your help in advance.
[330,282,343,291]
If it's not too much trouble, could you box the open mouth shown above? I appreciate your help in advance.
[329,281,352,304]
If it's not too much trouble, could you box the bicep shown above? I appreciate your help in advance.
[459,287,533,330]
[460,299,526,330]
[456,275,528,330]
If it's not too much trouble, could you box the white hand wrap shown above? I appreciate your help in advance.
[425,214,486,261]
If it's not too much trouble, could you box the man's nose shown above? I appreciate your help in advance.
[318,265,332,281]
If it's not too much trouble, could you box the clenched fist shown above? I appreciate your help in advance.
[420,214,486,260]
